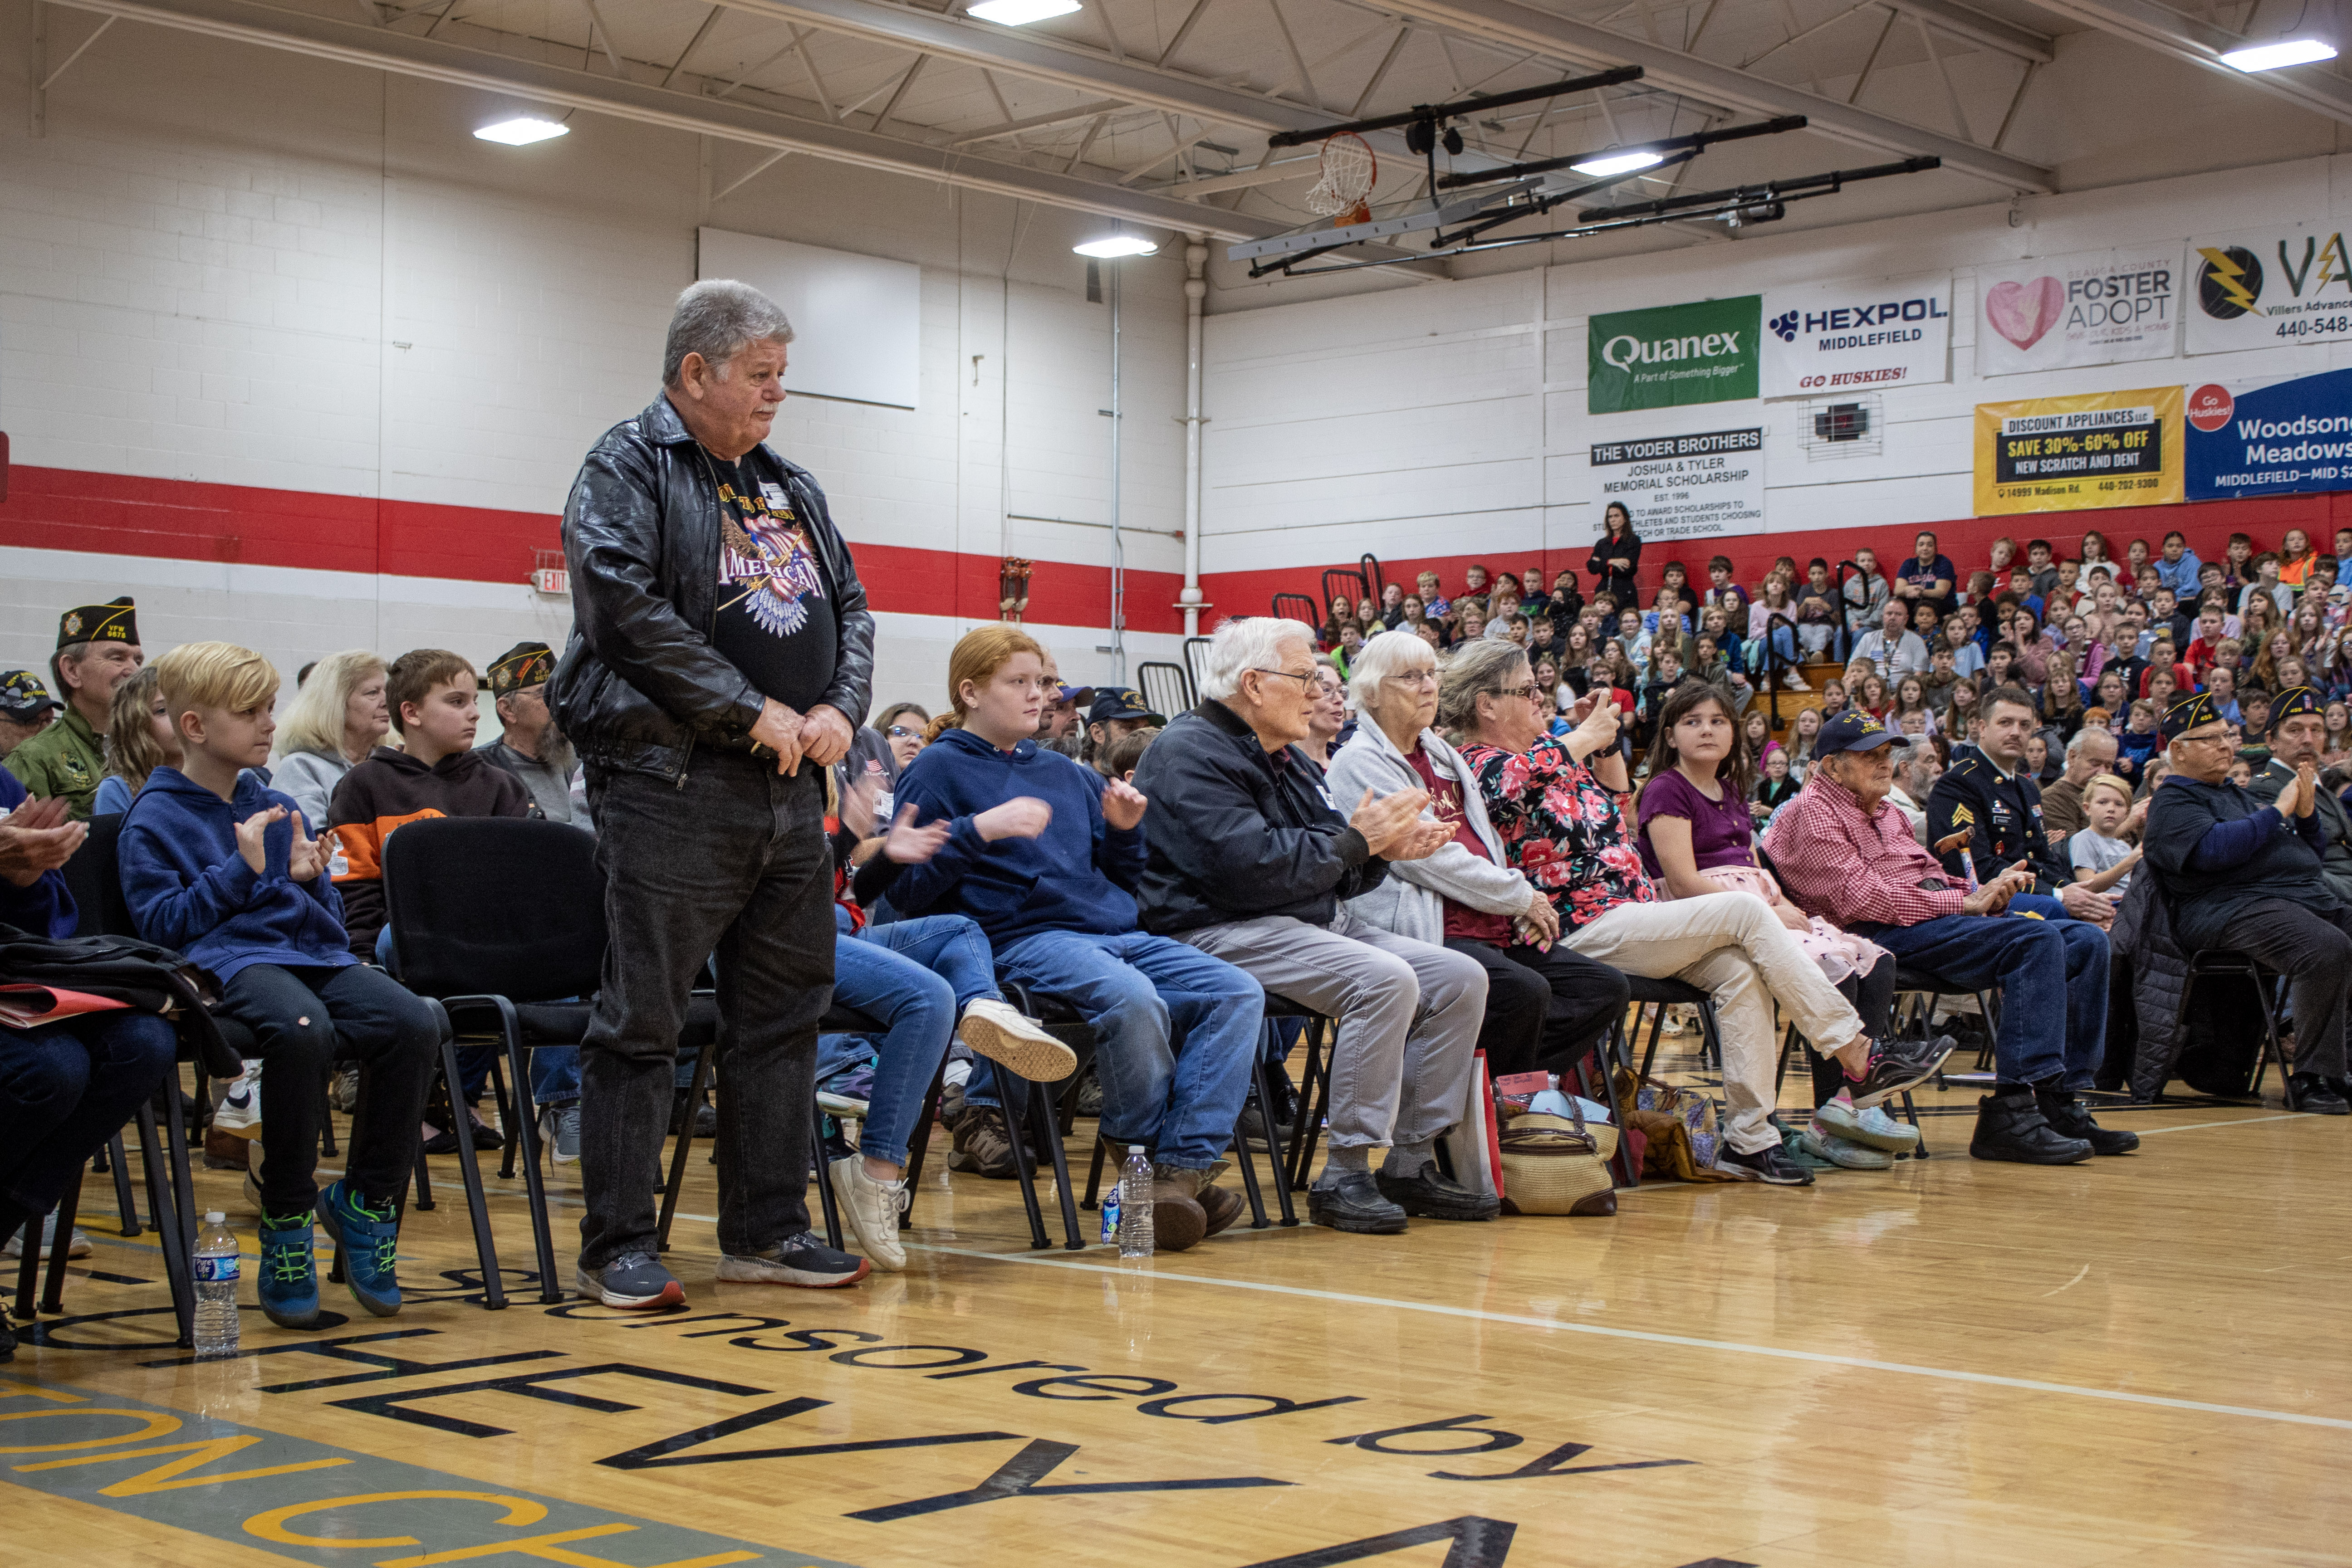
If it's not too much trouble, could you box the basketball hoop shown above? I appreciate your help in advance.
[1303,132,1376,226]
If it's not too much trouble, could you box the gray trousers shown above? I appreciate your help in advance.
[1181,909,1487,1162]
[2215,898,2352,1080]
[578,751,835,1269]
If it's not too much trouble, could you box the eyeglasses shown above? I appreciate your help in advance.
[1490,683,1545,703]
[2174,730,2234,749]
[1381,671,1439,687]
[1250,667,1319,690]
[886,725,923,740]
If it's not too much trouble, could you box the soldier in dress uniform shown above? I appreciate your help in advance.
[1927,681,2118,928]
[5,597,143,820]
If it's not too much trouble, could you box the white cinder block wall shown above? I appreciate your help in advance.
[0,10,1187,717]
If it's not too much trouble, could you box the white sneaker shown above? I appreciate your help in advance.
[827,1155,909,1271]
[956,997,1078,1083]
[3,1215,91,1258]
[213,1060,264,1139]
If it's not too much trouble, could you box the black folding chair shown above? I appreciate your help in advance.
[1623,975,1721,1081]
[384,816,635,1305]
[987,979,1090,1251]
[2173,950,2298,1109]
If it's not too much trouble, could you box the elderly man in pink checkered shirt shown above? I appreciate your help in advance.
[1764,710,2132,1165]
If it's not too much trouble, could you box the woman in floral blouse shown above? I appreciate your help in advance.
[1440,640,1941,1187]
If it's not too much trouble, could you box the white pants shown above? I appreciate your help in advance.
[1563,891,1863,1155]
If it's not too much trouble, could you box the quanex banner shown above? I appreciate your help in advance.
[2185,367,2352,502]
[1759,274,1951,399]
[1586,295,1760,413]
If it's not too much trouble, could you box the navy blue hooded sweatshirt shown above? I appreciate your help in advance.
[119,766,353,982]
[885,726,1145,943]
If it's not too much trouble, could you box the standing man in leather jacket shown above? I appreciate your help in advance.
[551,279,876,1308]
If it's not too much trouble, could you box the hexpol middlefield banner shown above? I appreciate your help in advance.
[1587,295,1761,413]
[1974,386,2185,515]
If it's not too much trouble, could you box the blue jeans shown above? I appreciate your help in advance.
[828,914,1004,1167]
[0,1012,177,1225]
[1856,896,2108,1089]
[990,929,1263,1169]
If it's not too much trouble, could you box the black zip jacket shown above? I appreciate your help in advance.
[549,393,876,782]
[0,925,237,1077]
[1131,700,1388,936]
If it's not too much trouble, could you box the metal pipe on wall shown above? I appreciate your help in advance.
[1181,234,1206,640]
[1107,251,1125,683]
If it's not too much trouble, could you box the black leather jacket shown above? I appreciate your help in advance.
[550,394,875,782]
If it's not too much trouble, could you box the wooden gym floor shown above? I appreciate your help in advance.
[6,1047,2349,1568]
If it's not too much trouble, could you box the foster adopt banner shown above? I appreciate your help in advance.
[1588,423,1765,542]
[1974,387,2184,515]
[1974,249,2179,377]
[1759,274,1951,398]
[2186,368,2352,501]
[2185,225,2352,354]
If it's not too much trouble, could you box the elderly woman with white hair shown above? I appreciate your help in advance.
[1134,616,1495,1236]
[1329,632,1629,1082]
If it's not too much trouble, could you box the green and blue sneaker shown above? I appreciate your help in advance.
[257,1211,320,1329]
[317,1179,403,1317]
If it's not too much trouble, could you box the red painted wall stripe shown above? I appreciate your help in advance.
[1199,493,2352,625]
[0,465,1186,635]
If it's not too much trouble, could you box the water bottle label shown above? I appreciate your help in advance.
[195,1254,240,1284]
[1100,1191,1120,1245]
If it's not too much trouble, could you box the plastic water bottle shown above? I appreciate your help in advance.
[1117,1146,1154,1258]
[193,1211,240,1359]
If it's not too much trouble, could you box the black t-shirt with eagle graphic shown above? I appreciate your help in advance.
[706,453,837,716]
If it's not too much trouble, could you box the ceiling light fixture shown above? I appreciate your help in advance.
[2219,36,2337,68]
[968,0,1082,25]
[1073,234,1158,258]
[475,116,569,145]
[1569,147,1665,178]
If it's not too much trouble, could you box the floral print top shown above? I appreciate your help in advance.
[1460,737,1657,931]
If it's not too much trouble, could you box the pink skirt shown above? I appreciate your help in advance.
[1686,864,1889,987]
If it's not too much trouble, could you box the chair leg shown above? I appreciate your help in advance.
[1024,1074,1084,1252]
[810,1100,845,1252]
[899,1065,947,1232]
[1898,1090,1930,1158]
[2254,974,2299,1111]
[1250,1055,1299,1226]
[13,1209,44,1320]
[1230,1102,1272,1232]
[1694,1003,1726,1084]
[1638,1004,1667,1081]
[1083,1133,1110,1211]
[657,1044,715,1253]
[1287,1019,1334,1192]
[1576,1040,1639,1190]
[999,1076,1052,1250]
[134,1099,194,1350]
[486,1012,553,1304]
[436,1020,508,1311]
[108,1133,141,1237]
[318,1073,339,1160]
[160,1078,198,1263]
[40,1168,84,1315]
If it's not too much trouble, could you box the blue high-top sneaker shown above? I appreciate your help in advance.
[257,1211,321,1328]
[316,1179,402,1317]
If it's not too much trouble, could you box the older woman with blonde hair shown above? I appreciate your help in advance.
[272,649,389,830]
[1329,632,1628,1083]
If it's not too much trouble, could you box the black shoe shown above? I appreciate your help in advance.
[1718,1141,1815,1186]
[1375,1159,1500,1220]
[1308,1168,1408,1234]
[1969,1093,2094,1163]
[2288,1073,2351,1115]
[0,1310,15,1362]
[2034,1087,2140,1154]
[1838,1038,1952,1109]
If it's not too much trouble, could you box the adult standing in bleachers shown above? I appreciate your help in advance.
[551,278,876,1309]
[1587,503,1642,609]
[6,598,142,820]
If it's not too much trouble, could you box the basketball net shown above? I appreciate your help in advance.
[1303,132,1376,226]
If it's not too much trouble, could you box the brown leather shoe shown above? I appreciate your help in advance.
[1148,1167,1209,1252]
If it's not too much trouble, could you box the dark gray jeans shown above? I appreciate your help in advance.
[579,750,835,1269]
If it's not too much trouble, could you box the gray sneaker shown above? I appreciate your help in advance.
[538,1104,580,1165]
[3,1215,91,1259]
[716,1231,871,1288]
[575,1250,685,1309]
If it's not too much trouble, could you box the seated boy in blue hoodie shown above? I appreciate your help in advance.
[863,626,1264,1252]
[120,642,440,1329]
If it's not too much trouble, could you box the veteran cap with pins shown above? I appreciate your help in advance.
[57,596,137,650]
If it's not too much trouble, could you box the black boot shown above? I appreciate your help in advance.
[2034,1086,2139,1154]
[2288,1073,2351,1115]
[1969,1091,2093,1164]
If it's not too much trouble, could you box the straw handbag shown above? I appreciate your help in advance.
[1495,1106,1617,1218]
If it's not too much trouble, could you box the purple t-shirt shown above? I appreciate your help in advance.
[1636,768,1755,881]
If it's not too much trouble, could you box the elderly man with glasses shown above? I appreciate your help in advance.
[1132,617,1493,1235]
[2143,690,2352,1114]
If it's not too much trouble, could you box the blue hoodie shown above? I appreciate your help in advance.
[119,766,353,982]
[887,727,1145,943]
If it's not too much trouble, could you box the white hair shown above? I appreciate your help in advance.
[663,279,795,386]
[1347,629,1435,710]
[1200,617,1318,701]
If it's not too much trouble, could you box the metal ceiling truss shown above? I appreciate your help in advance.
[2018,0,2352,126]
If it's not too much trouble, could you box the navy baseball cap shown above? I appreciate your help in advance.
[0,671,61,722]
[1088,687,1165,725]
[1816,710,1913,755]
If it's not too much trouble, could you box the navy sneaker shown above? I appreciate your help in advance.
[316,1180,402,1317]
[575,1250,686,1309]
[258,1211,321,1329]
[716,1231,871,1288]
